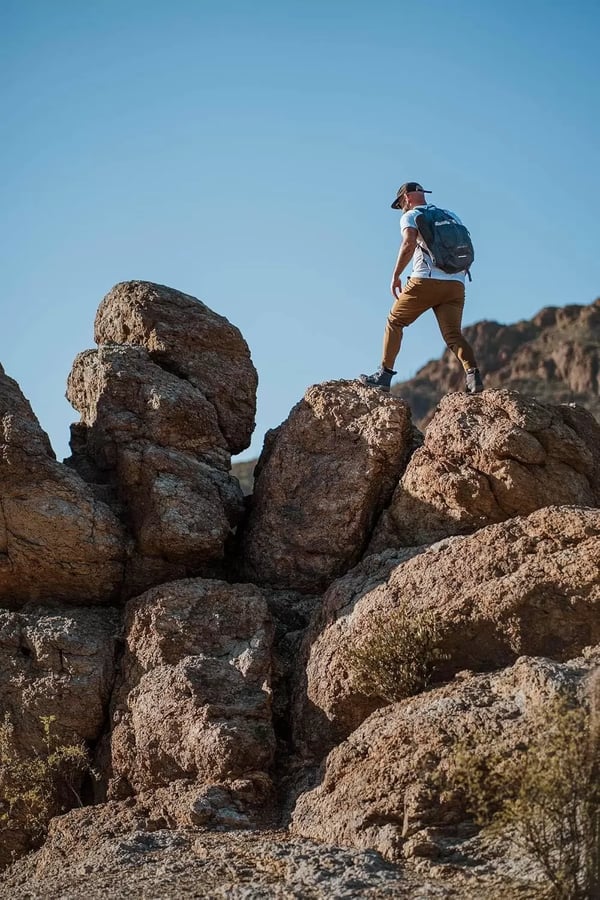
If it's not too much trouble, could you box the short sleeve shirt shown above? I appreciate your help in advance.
[400,204,466,283]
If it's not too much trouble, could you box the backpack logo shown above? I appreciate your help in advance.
[414,206,475,277]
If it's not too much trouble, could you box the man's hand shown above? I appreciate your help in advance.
[391,274,402,299]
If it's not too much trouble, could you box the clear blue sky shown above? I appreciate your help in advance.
[2,0,599,462]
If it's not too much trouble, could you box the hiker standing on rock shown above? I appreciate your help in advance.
[360,182,484,393]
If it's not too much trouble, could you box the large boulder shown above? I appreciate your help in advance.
[93,281,257,454]
[67,344,244,592]
[108,579,275,824]
[0,365,125,607]
[242,381,415,593]
[0,604,120,866]
[291,648,600,864]
[296,506,600,759]
[370,390,600,552]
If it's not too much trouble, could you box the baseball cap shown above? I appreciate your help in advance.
[391,182,432,209]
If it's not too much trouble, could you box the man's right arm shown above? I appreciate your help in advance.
[390,227,417,298]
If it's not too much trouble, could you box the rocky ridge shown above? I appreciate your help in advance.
[0,282,598,899]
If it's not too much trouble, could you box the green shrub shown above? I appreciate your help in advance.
[344,603,449,702]
[444,696,600,900]
[0,714,95,839]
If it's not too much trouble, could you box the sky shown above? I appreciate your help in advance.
[2,0,600,463]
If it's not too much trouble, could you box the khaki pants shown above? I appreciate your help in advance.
[382,277,477,372]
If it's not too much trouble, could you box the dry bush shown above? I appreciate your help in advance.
[344,604,449,702]
[444,694,600,900]
[0,714,94,840]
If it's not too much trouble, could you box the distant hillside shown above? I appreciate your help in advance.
[392,298,600,429]
[231,458,256,495]
[233,298,600,491]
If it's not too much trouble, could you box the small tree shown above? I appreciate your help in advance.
[0,713,94,839]
[445,695,600,900]
[344,603,449,702]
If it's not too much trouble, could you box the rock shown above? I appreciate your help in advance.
[392,297,600,429]
[0,604,121,867]
[242,381,415,593]
[67,345,230,470]
[0,364,125,607]
[370,390,600,551]
[67,343,245,594]
[108,579,275,811]
[93,281,257,454]
[291,647,600,863]
[3,810,449,900]
[297,506,600,758]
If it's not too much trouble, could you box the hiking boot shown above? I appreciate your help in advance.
[465,367,484,394]
[359,365,396,392]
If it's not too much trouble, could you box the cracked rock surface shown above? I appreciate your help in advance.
[369,390,600,552]
[0,364,125,608]
[108,578,275,820]
[296,506,600,757]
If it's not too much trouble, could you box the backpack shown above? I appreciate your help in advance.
[413,206,475,279]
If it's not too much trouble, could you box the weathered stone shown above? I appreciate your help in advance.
[67,345,230,470]
[0,605,120,867]
[7,809,448,900]
[291,648,600,863]
[370,390,600,551]
[108,579,275,802]
[242,381,415,593]
[94,281,257,453]
[297,506,600,758]
[0,364,125,607]
[67,344,244,593]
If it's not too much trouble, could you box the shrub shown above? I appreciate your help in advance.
[344,603,449,702]
[444,695,600,900]
[0,713,94,839]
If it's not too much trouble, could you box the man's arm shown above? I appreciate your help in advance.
[390,227,417,298]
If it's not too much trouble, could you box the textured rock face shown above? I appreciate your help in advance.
[392,298,600,428]
[242,381,415,593]
[291,648,600,862]
[0,365,125,607]
[0,605,120,866]
[108,579,275,810]
[67,344,244,591]
[297,506,600,758]
[94,281,257,454]
[371,390,600,551]
[11,812,444,900]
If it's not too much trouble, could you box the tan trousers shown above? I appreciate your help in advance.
[382,277,477,371]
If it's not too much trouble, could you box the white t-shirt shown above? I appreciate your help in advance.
[400,204,466,284]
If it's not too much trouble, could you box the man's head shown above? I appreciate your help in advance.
[391,181,432,211]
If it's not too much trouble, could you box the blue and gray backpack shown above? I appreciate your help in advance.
[414,206,475,280]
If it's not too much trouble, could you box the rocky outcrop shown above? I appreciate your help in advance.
[392,298,600,427]
[370,390,600,551]
[291,647,600,863]
[2,284,600,895]
[242,381,415,593]
[0,605,121,866]
[0,365,125,607]
[94,281,257,454]
[107,579,275,825]
[297,506,600,759]
[67,344,244,592]
[67,283,255,593]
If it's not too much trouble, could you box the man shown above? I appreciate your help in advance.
[360,181,484,393]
